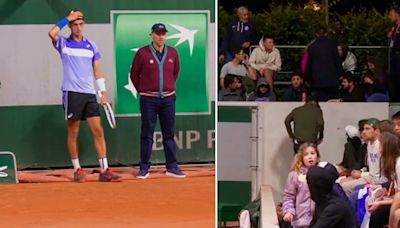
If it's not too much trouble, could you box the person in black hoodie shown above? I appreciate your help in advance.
[307,162,357,228]
[218,6,258,64]
[339,125,362,171]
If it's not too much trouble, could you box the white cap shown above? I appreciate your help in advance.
[345,125,359,138]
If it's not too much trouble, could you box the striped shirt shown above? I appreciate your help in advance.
[53,35,101,94]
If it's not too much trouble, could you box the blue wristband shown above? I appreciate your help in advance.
[56,17,69,29]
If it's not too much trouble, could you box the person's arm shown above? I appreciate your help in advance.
[248,48,261,71]
[48,11,83,44]
[276,50,282,72]
[282,172,298,222]
[367,198,393,213]
[317,110,324,142]
[93,60,107,105]
[130,49,143,92]
[219,64,228,88]
[173,50,180,81]
[389,193,400,228]
[284,111,295,139]
[268,49,282,72]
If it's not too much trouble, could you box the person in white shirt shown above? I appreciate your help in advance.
[338,45,357,74]
[340,118,387,195]
[248,35,281,90]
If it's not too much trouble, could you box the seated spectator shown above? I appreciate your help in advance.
[367,132,400,228]
[338,125,362,172]
[339,119,368,177]
[236,76,248,101]
[377,120,394,139]
[346,120,394,223]
[338,44,357,74]
[218,74,245,101]
[247,78,276,101]
[340,118,387,195]
[337,72,365,102]
[218,6,258,64]
[282,72,308,101]
[392,111,400,137]
[307,162,357,227]
[362,56,389,102]
[219,48,255,92]
[248,35,281,90]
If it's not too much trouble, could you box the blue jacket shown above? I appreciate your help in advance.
[305,36,343,88]
[282,86,307,101]
[219,19,258,54]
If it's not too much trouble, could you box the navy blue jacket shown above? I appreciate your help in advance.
[305,36,343,88]
[282,86,307,101]
[219,19,258,54]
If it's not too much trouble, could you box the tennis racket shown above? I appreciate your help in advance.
[97,91,116,129]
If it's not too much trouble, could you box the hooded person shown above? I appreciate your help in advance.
[339,125,362,171]
[307,162,357,228]
[248,35,282,89]
[247,78,276,101]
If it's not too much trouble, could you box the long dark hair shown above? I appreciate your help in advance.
[380,132,400,179]
[339,45,349,62]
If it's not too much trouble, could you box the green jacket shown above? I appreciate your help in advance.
[284,102,324,142]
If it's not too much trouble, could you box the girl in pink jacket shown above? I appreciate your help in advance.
[283,143,320,228]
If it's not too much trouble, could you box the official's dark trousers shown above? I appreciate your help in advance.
[139,95,178,170]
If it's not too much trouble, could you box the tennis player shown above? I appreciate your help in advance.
[48,10,121,182]
[130,23,185,179]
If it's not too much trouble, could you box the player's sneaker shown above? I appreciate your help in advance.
[137,169,149,179]
[73,168,86,183]
[166,168,186,178]
[99,168,122,182]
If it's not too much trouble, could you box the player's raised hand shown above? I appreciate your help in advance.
[67,10,84,22]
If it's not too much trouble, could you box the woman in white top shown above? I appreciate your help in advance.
[338,45,357,74]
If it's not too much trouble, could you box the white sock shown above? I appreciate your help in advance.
[99,157,108,172]
[71,158,81,171]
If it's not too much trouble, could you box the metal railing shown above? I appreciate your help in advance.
[248,44,390,85]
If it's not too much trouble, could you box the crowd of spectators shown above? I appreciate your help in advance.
[222,5,400,228]
[218,6,400,103]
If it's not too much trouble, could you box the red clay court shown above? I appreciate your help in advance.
[0,166,215,228]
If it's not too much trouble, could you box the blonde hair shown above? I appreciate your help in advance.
[291,142,320,173]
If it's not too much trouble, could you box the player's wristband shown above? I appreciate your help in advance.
[56,17,69,29]
[95,78,106,92]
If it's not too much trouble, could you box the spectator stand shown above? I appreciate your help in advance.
[247,44,390,99]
